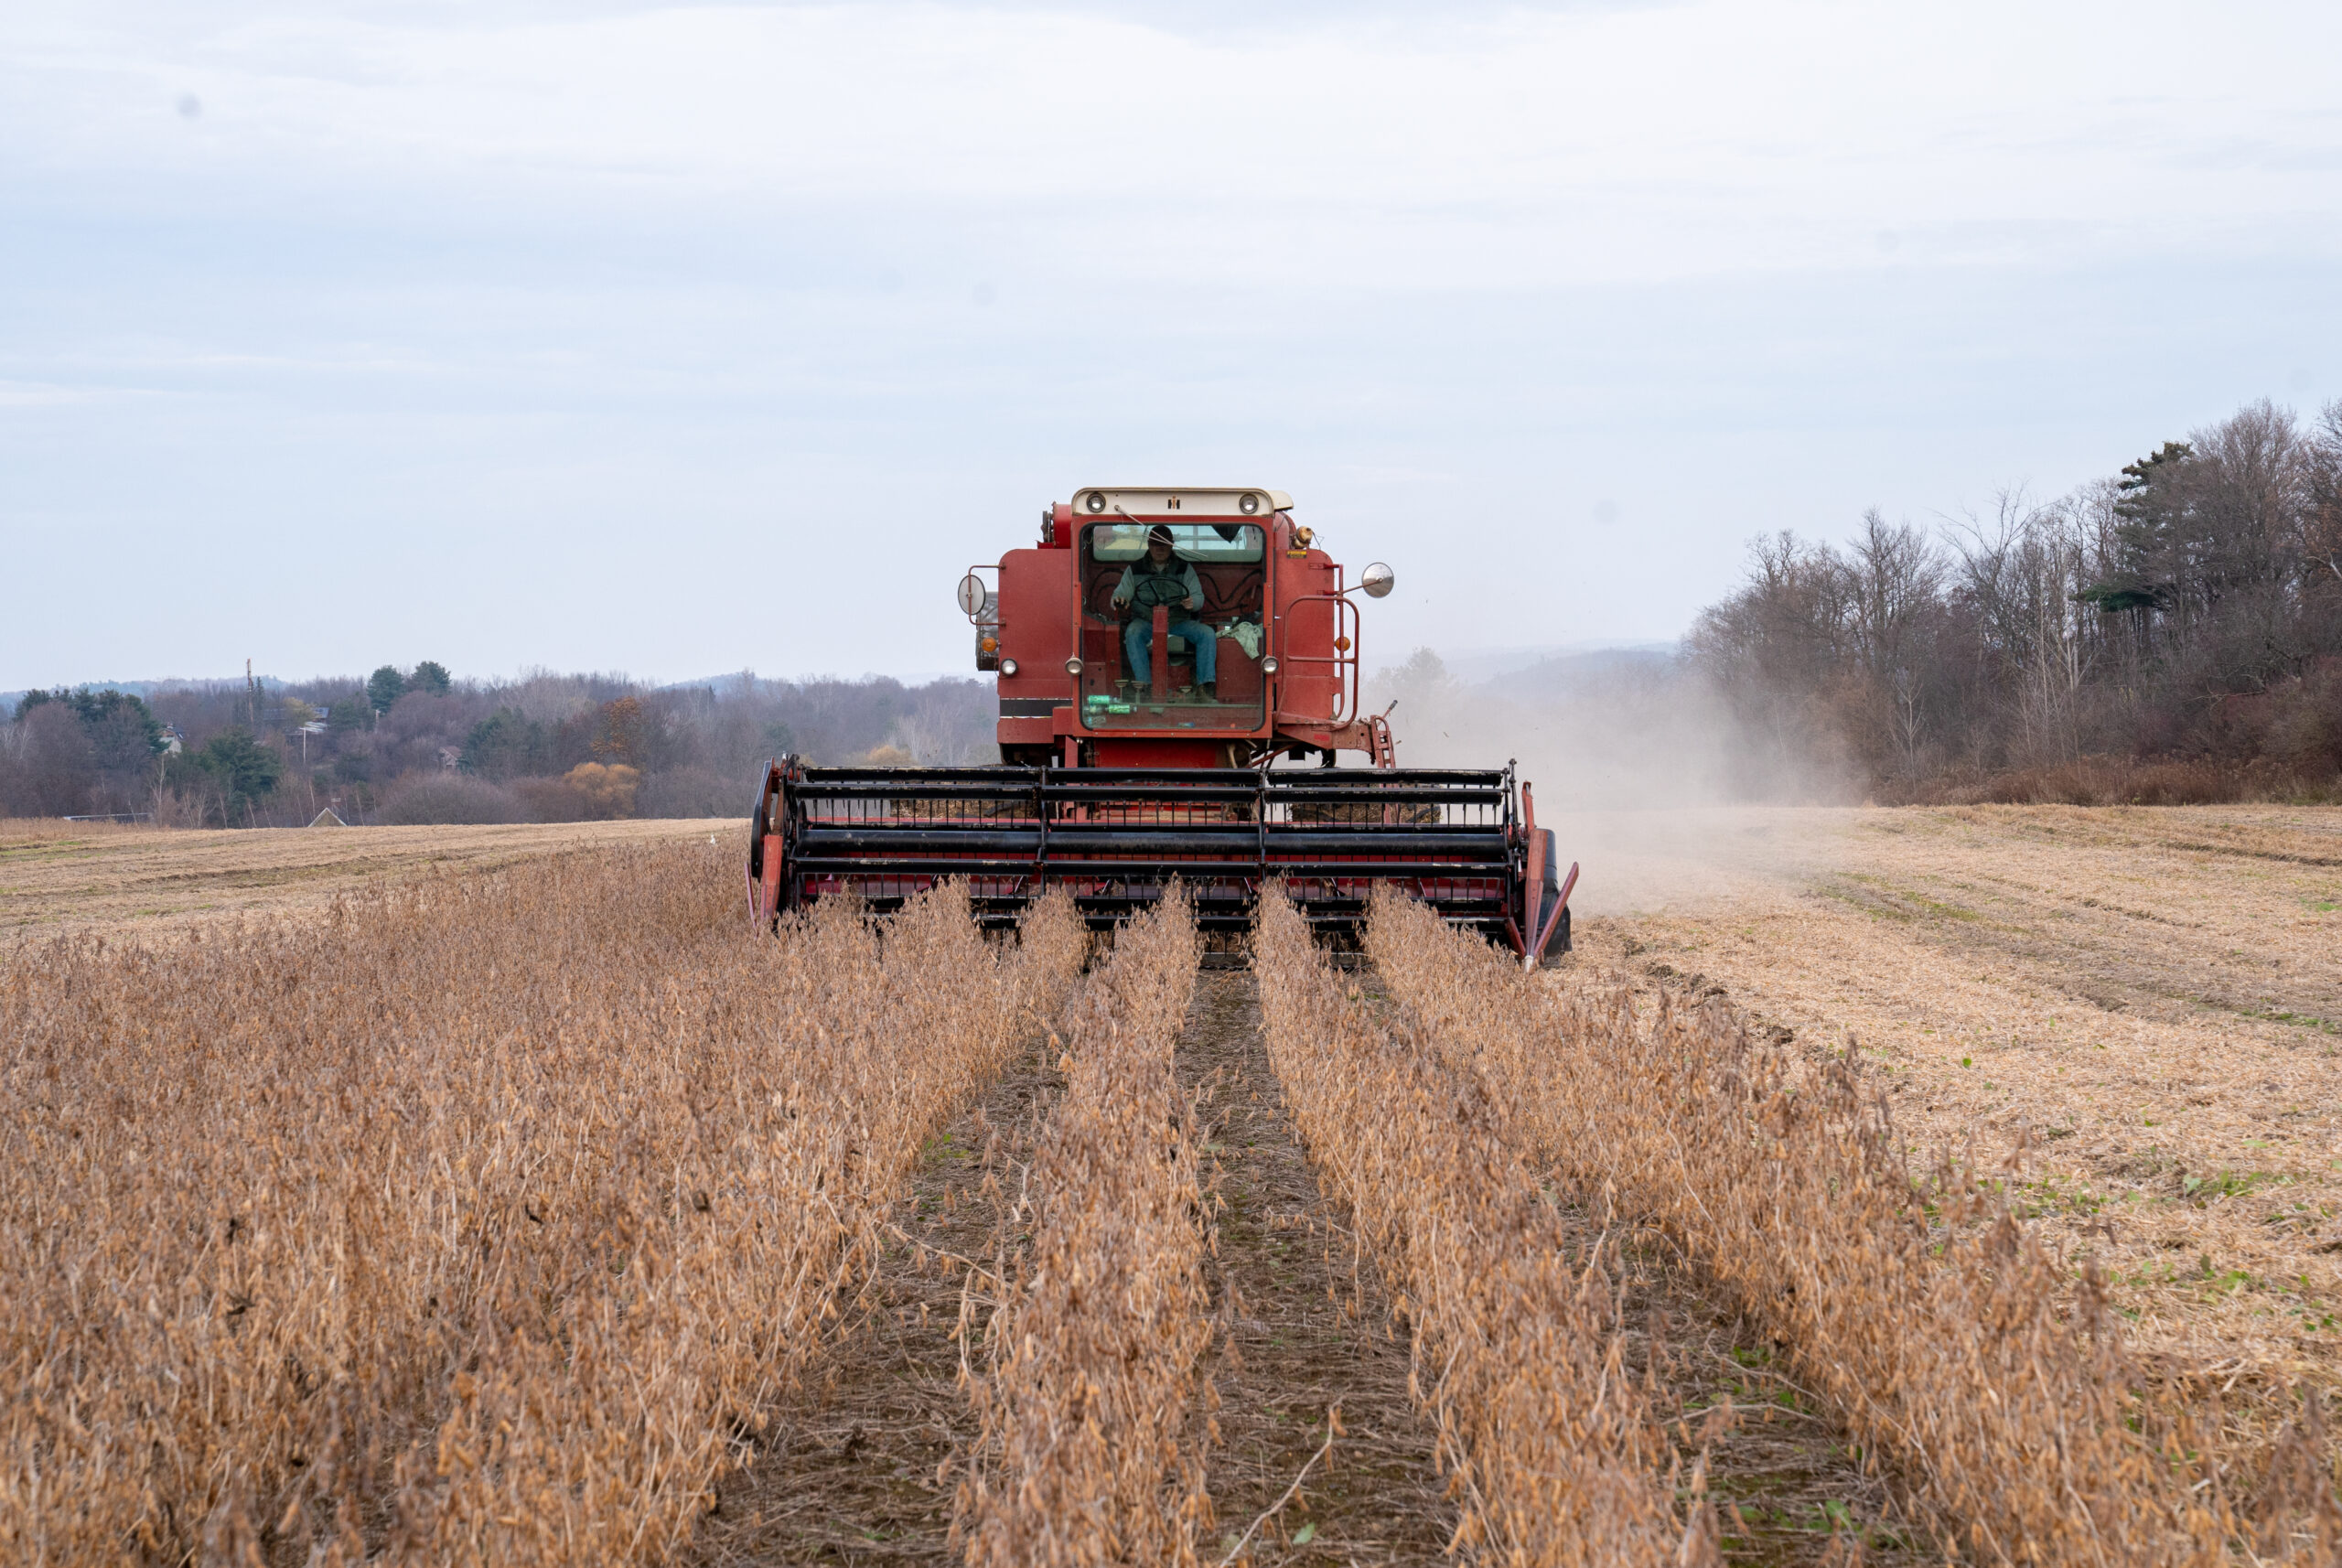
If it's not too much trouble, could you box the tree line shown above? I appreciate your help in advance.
[0,666,997,827]
[1691,397,2342,802]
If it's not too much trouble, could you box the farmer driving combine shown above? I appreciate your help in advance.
[1113,524,1216,700]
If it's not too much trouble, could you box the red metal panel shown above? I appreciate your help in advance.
[1090,737,1227,768]
[1274,552,1345,728]
[995,545,1074,747]
[998,716,1054,746]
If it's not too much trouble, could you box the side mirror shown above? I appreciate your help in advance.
[1360,562,1396,599]
[956,573,987,619]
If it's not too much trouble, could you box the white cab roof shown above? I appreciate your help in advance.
[1070,487,1291,519]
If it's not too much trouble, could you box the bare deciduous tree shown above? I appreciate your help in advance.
[1693,396,2342,798]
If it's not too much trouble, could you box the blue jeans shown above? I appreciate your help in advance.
[1123,618,1217,687]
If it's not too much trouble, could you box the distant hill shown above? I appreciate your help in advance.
[4,675,288,713]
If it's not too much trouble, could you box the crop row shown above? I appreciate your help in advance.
[956,889,1218,1567]
[0,846,1083,1565]
[1364,888,2330,1564]
[1252,888,1700,1565]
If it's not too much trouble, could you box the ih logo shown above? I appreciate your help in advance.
[1165,496,1182,510]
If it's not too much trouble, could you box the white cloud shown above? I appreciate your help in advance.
[8,0,2339,285]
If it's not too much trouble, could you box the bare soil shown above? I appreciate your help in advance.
[1176,968,1456,1564]
[686,1038,1063,1565]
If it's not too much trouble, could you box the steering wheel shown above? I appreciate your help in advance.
[1130,573,1189,611]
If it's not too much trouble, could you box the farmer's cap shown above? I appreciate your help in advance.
[1146,524,1176,547]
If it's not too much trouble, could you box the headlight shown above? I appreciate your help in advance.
[1238,492,1261,515]
[1261,655,1279,675]
[1065,656,1084,675]
[999,658,1018,677]
[1084,491,1108,513]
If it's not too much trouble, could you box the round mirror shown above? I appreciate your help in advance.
[956,573,987,618]
[1360,562,1396,598]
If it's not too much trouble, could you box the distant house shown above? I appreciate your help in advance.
[437,746,461,771]
[159,725,185,756]
[308,809,348,828]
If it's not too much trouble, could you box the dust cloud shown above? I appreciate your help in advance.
[1362,648,1857,917]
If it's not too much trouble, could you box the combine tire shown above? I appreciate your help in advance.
[1534,827,1573,959]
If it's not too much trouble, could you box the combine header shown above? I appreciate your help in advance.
[748,487,1574,959]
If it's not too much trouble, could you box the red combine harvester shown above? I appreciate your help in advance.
[747,486,1574,959]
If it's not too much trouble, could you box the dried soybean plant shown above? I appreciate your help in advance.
[956,888,1219,1568]
[0,845,1082,1568]
[1365,888,2283,1566]
[1252,889,1696,1568]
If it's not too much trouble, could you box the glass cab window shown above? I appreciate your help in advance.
[1076,523,1267,732]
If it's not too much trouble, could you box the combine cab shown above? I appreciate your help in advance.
[747,487,1574,959]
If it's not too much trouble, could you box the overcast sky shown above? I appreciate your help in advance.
[5,0,2339,689]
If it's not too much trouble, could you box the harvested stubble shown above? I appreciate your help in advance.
[0,846,1082,1566]
[956,889,1218,1568]
[1251,887,1697,1567]
[1365,887,2341,1565]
